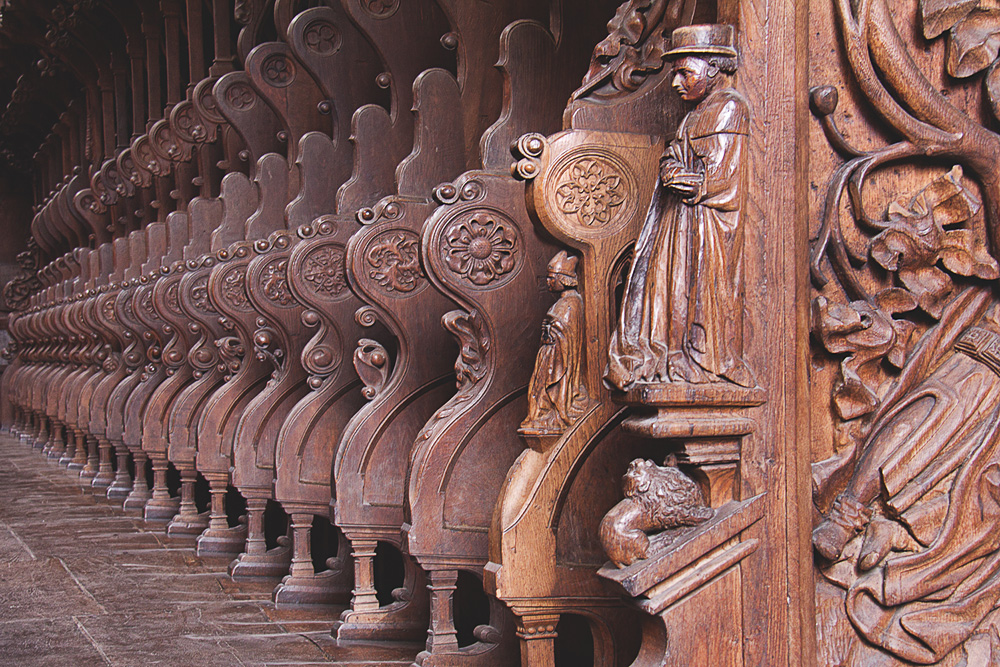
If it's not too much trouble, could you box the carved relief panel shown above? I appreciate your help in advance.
[808,1,1000,664]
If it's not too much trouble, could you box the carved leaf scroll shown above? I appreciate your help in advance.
[365,230,425,294]
[868,166,996,319]
[261,259,295,307]
[222,268,251,311]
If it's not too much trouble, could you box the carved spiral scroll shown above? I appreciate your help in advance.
[354,338,390,399]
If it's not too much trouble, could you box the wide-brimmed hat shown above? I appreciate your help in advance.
[665,24,738,59]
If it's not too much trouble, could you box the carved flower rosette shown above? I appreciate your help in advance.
[299,243,350,302]
[440,210,520,289]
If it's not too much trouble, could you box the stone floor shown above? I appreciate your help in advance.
[0,433,421,667]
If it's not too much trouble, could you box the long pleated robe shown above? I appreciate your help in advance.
[606,87,754,390]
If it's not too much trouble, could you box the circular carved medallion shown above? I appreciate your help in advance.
[441,209,520,289]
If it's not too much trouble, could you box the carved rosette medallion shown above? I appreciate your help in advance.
[555,157,626,226]
[225,83,255,111]
[548,149,638,236]
[365,230,426,296]
[173,103,206,142]
[304,20,342,55]
[360,0,398,19]
[221,267,252,312]
[261,258,295,307]
[190,275,215,313]
[262,54,294,87]
[441,210,520,288]
[302,243,349,301]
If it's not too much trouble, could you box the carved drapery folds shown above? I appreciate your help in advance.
[810,0,1000,663]
[519,251,590,436]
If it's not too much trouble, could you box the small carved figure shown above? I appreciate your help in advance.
[600,456,713,567]
[519,251,589,435]
[607,24,754,390]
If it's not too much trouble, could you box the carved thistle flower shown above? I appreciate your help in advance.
[555,159,625,226]
[443,215,517,286]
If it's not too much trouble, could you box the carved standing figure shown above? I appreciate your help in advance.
[607,24,753,390]
[520,251,589,434]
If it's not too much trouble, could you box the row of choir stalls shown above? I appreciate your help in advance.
[0,0,802,665]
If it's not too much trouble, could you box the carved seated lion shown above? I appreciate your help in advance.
[600,457,714,567]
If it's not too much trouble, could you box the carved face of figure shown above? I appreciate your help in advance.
[546,269,564,293]
[671,56,717,103]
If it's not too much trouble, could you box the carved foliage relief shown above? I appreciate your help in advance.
[810,0,1000,663]
[261,258,295,307]
[365,230,425,296]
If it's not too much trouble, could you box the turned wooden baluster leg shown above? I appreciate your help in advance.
[243,498,268,557]
[91,437,115,489]
[175,469,200,520]
[47,419,61,458]
[350,539,380,613]
[289,513,315,579]
[516,613,560,667]
[124,450,151,510]
[30,412,43,447]
[206,479,229,533]
[59,425,75,466]
[106,442,132,500]
[36,414,49,450]
[80,435,99,483]
[68,430,87,471]
[144,456,179,521]
[426,569,460,654]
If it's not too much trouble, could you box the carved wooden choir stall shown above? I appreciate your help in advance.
[11,0,1000,665]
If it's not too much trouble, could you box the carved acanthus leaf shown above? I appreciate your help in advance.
[868,166,995,318]
[366,231,424,294]
[572,0,693,100]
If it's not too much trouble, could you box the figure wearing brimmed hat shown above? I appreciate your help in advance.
[607,24,754,390]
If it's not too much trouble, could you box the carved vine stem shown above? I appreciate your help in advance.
[834,0,1000,247]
